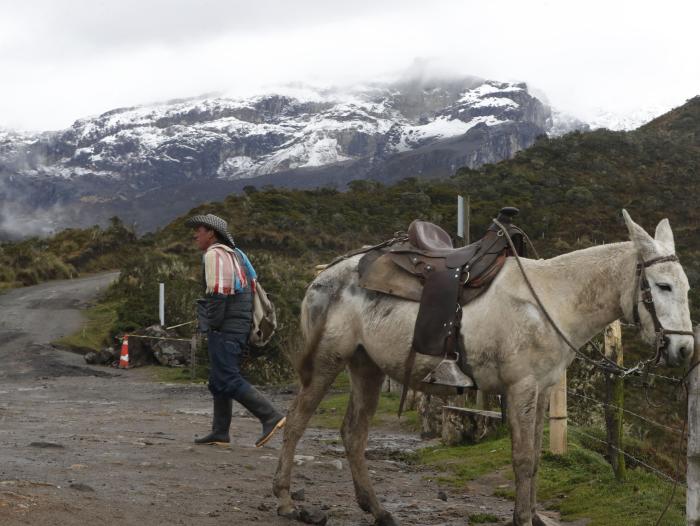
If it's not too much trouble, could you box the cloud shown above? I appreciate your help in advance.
[0,0,698,130]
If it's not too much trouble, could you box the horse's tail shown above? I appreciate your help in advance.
[296,289,330,388]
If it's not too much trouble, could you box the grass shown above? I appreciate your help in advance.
[151,364,209,384]
[311,391,420,432]
[54,300,120,352]
[310,371,420,432]
[469,513,501,523]
[417,428,685,526]
[417,428,512,486]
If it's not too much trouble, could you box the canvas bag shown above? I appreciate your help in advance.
[249,281,277,347]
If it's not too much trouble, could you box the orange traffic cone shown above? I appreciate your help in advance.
[119,335,130,369]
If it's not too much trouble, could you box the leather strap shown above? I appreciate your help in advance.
[632,254,694,363]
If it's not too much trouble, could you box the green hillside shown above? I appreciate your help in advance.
[0,216,137,289]
[4,97,699,379]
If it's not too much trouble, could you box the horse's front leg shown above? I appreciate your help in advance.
[531,387,559,526]
[507,380,539,526]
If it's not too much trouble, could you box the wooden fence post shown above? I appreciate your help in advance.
[475,390,485,410]
[604,320,625,481]
[549,372,567,455]
[687,325,700,525]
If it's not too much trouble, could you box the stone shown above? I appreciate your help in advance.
[152,339,191,367]
[298,506,327,525]
[29,441,64,448]
[291,488,305,501]
[441,406,502,445]
[69,483,95,492]
[293,455,315,466]
[84,348,117,365]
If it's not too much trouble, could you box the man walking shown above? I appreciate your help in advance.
[186,213,286,447]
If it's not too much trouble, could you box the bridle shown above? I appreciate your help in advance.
[632,254,694,364]
[494,218,694,376]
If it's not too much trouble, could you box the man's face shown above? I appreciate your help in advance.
[192,226,216,251]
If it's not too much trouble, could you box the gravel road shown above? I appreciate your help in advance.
[0,273,553,526]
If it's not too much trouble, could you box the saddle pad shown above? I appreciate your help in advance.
[358,252,423,302]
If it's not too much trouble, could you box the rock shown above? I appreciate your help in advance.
[441,406,502,445]
[152,339,191,367]
[69,483,95,492]
[437,491,448,501]
[291,488,305,501]
[29,441,64,448]
[84,351,98,364]
[123,325,189,368]
[84,348,117,365]
[293,455,315,466]
[257,502,271,512]
[314,459,343,471]
[298,506,327,525]
[417,393,449,438]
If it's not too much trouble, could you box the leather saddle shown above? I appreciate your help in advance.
[358,207,527,358]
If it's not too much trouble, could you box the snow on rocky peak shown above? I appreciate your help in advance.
[0,79,550,183]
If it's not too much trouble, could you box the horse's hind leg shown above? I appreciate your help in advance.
[273,351,346,518]
[342,347,397,526]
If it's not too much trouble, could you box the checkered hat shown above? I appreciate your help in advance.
[185,214,236,248]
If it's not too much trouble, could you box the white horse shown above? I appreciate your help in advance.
[273,210,693,526]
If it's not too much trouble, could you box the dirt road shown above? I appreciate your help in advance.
[0,273,523,525]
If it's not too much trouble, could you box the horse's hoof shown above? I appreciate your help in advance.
[298,506,327,525]
[533,514,559,526]
[375,511,399,526]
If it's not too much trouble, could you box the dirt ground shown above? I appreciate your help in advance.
[0,273,571,525]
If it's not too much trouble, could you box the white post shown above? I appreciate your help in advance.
[466,195,470,245]
[159,283,165,327]
[457,195,464,240]
[687,325,700,525]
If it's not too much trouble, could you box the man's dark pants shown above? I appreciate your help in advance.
[207,330,251,400]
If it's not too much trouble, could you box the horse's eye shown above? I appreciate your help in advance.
[656,283,672,292]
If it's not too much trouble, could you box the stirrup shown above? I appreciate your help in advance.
[421,355,475,388]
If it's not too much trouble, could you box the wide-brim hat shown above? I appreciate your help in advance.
[185,213,236,248]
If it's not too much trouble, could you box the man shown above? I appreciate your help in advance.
[186,213,286,448]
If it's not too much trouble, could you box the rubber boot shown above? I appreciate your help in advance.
[194,397,232,445]
[236,386,286,447]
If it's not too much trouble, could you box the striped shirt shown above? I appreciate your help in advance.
[204,244,257,295]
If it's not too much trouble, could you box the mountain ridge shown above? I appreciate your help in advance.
[0,78,557,236]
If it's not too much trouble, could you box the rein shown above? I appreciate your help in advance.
[496,220,696,526]
[493,219,692,377]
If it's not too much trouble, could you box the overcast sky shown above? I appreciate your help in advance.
[1,0,698,131]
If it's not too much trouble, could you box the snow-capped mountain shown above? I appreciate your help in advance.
[582,106,671,132]
[0,78,554,235]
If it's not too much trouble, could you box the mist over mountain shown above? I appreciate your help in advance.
[0,76,598,237]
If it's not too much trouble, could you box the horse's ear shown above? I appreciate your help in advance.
[622,209,656,257]
[654,218,675,252]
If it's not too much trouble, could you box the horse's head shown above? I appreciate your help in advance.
[623,210,694,367]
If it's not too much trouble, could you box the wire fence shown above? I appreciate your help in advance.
[567,426,684,485]
[563,342,690,491]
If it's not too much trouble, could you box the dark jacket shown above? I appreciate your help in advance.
[197,244,255,335]
[198,292,253,335]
